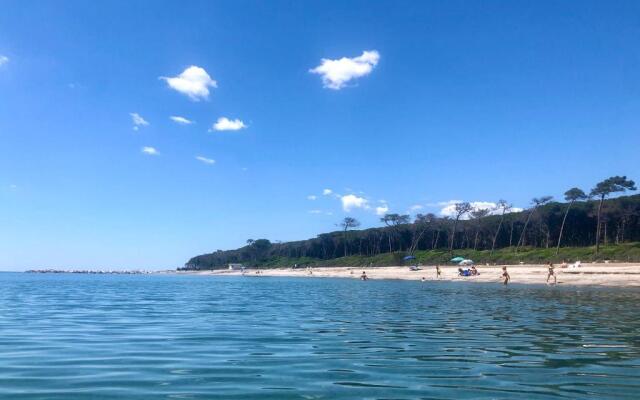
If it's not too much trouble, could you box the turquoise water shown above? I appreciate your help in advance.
[1,273,639,399]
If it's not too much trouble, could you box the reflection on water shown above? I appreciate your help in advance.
[1,273,639,399]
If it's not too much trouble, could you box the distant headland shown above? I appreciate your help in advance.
[184,178,639,271]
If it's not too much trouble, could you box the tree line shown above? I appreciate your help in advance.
[184,176,637,270]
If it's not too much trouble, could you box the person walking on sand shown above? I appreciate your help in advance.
[436,265,442,279]
[546,262,556,285]
[502,266,510,285]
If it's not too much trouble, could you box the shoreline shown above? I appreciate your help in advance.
[178,263,640,287]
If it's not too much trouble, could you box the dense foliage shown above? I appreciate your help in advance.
[183,194,640,270]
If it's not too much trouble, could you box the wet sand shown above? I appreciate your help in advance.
[180,263,640,287]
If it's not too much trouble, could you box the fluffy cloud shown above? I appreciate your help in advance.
[409,204,424,212]
[141,146,159,156]
[375,204,389,216]
[310,50,380,90]
[322,189,333,196]
[170,116,193,125]
[308,209,322,214]
[195,155,215,164]
[341,194,368,212]
[0,55,8,67]
[130,113,149,131]
[160,66,217,101]
[212,117,246,131]
[307,195,317,200]
[438,200,523,218]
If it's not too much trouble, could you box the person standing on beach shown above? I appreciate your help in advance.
[546,262,556,284]
[502,266,510,285]
[436,265,442,279]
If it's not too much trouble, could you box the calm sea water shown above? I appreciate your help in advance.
[1,273,639,399]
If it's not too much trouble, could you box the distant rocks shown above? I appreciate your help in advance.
[25,269,153,274]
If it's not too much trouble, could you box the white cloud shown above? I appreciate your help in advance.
[130,113,149,131]
[141,146,159,156]
[195,155,215,165]
[375,204,389,216]
[310,50,380,90]
[409,204,423,212]
[212,117,246,131]
[341,194,368,212]
[307,195,317,200]
[470,202,498,212]
[170,116,194,125]
[160,66,217,101]
[8,184,17,191]
[0,55,8,67]
[437,200,523,218]
[322,189,333,196]
[308,209,322,214]
[438,200,467,217]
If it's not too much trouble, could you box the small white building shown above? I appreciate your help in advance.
[228,263,244,270]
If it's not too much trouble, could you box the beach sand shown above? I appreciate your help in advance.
[180,263,640,287]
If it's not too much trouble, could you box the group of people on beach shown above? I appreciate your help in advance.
[458,265,479,277]
[353,261,561,286]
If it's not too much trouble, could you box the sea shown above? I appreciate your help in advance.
[1,272,639,399]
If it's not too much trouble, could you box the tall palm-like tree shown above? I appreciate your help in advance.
[409,213,435,254]
[516,196,552,253]
[339,217,360,257]
[490,200,512,254]
[470,208,491,250]
[381,213,410,252]
[449,202,473,255]
[555,187,587,255]
[590,176,636,256]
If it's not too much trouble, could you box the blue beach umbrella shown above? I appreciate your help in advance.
[450,256,465,262]
[403,255,416,261]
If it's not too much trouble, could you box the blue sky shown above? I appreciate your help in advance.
[1,1,639,270]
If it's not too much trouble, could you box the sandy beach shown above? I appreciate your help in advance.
[181,263,640,287]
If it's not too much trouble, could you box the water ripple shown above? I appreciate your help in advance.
[1,273,640,399]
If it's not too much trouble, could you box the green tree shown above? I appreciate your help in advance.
[555,187,587,254]
[381,213,410,252]
[491,200,512,254]
[470,208,491,250]
[516,196,552,252]
[449,202,473,255]
[339,217,360,257]
[409,213,435,254]
[590,176,636,256]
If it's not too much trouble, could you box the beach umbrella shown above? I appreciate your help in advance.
[450,257,465,262]
[459,259,474,266]
[403,255,416,261]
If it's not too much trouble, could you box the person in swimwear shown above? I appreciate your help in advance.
[546,262,556,284]
[436,265,442,279]
[360,271,368,280]
[502,266,510,285]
